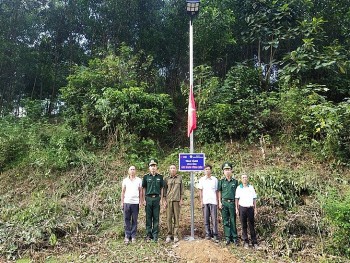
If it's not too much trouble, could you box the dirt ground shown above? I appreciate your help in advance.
[169,188,241,263]
[174,239,240,263]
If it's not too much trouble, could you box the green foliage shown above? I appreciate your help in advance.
[281,37,350,88]
[278,86,350,164]
[22,99,45,119]
[0,190,63,260]
[241,0,302,88]
[322,188,350,257]
[195,0,236,66]
[304,100,350,163]
[243,0,299,48]
[60,48,141,126]
[251,167,316,208]
[60,49,174,142]
[95,87,174,138]
[280,15,350,102]
[186,64,269,143]
[124,137,160,169]
[0,117,85,172]
[0,118,29,170]
[11,191,62,225]
[27,123,84,171]
[278,86,326,135]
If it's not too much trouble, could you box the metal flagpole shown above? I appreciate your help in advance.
[189,17,195,240]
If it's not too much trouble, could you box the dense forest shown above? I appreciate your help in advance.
[1,0,350,262]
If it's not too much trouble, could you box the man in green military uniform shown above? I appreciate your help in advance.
[164,164,184,243]
[142,159,164,242]
[218,162,239,245]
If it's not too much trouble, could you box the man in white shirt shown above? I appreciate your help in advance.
[198,164,219,242]
[121,166,142,244]
[235,173,258,249]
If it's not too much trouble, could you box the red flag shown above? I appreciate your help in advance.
[187,85,197,137]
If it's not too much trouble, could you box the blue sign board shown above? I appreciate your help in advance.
[179,153,205,171]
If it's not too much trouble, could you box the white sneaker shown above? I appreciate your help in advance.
[174,236,179,243]
[124,237,129,244]
[165,236,172,243]
[131,238,136,243]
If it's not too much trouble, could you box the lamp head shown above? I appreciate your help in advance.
[186,0,200,17]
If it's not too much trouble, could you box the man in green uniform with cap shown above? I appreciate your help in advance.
[142,159,164,242]
[218,162,239,245]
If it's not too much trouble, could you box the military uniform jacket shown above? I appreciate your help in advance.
[142,173,164,195]
[218,177,238,200]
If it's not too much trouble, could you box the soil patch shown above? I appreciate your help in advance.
[174,239,240,263]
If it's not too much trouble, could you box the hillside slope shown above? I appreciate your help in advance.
[1,142,349,262]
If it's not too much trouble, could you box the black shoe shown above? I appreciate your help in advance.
[232,239,239,246]
[225,240,231,246]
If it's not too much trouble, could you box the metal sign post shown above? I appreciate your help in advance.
[179,153,205,240]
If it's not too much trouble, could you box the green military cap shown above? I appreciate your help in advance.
[149,159,158,166]
[222,162,233,170]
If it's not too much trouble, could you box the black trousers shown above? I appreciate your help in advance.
[239,205,257,244]
[123,203,139,239]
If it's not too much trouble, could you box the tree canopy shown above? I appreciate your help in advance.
[1,0,350,158]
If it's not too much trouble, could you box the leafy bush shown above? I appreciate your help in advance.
[0,136,29,171]
[124,137,161,169]
[278,86,325,136]
[11,191,62,226]
[281,29,350,103]
[251,167,316,208]
[0,117,85,172]
[304,100,350,163]
[322,188,350,257]
[278,86,350,164]
[0,118,29,170]
[186,64,270,143]
[26,123,85,171]
[22,99,46,119]
[60,47,175,143]
[95,87,174,138]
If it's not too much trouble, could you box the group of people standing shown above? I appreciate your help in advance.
[120,159,258,249]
